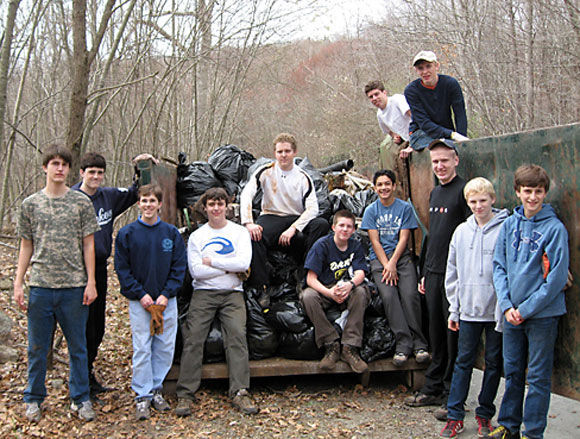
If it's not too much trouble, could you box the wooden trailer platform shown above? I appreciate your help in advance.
[164,357,427,394]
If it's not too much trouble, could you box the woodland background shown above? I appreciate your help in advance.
[0,0,579,230]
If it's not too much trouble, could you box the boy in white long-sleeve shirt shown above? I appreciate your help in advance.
[175,188,258,417]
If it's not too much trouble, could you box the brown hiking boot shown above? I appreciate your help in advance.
[232,389,259,415]
[320,341,341,370]
[341,345,368,373]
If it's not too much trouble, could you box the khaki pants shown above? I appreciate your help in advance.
[176,289,249,399]
[301,285,370,348]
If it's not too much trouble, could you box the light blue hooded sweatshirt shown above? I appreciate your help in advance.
[446,208,509,323]
[493,204,569,320]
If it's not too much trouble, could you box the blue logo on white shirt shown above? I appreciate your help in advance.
[202,237,234,254]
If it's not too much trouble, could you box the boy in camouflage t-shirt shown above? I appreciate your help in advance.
[13,145,100,423]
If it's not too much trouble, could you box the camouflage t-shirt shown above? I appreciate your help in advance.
[18,189,100,288]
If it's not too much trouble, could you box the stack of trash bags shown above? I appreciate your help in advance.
[173,145,395,365]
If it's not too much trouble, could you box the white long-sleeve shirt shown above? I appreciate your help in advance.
[188,221,251,291]
[240,162,318,232]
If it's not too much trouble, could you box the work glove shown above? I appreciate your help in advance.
[147,304,166,335]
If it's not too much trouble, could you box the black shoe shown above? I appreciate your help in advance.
[404,392,443,407]
[89,372,112,395]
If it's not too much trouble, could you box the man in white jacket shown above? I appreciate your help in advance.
[240,133,329,290]
[439,177,508,438]
[175,188,258,417]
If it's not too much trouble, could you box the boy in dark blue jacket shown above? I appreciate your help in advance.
[72,152,155,395]
[115,184,186,421]
[490,165,569,439]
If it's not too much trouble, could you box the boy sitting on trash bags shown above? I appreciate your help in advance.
[301,209,370,373]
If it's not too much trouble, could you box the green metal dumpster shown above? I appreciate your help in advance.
[381,123,580,400]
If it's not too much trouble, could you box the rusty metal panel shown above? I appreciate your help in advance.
[457,123,580,400]
[137,160,178,225]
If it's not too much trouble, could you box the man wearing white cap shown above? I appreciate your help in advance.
[404,51,468,152]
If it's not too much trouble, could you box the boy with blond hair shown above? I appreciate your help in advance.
[489,165,569,439]
[440,178,508,438]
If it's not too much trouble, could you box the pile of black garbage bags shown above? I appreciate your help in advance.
[173,145,395,365]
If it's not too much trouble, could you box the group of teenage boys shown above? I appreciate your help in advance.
[13,49,569,439]
[364,50,570,439]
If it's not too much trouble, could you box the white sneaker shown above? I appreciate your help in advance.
[71,400,96,421]
[25,402,41,422]
[135,398,151,421]
[152,391,170,411]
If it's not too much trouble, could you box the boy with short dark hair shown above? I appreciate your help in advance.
[361,169,429,366]
[72,151,156,395]
[439,177,508,438]
[115,184,186,421]
[176,187,258,417]
[301,209,370,373]
[14,145,100,422]
[489,165,569,439]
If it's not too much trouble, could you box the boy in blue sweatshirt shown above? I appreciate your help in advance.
[489,165,569,439]
[72,152,156,395]
[440,178,508,438]
[115,184,186,421]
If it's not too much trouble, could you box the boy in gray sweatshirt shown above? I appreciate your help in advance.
[439,178,509,438]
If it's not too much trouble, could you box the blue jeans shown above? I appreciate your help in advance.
[447,321,502,421]
[25,287,90,404]
[498,317,559,439]
[129,297,177,400]
[409,129,435,151]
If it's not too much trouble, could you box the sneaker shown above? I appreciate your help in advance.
[152,390,170,412]
[414,349,431,364]
[393,352,408,367]
[320,341,341,370]
[25,402,41,422]
[434,404,448,421]
[488,425,520,439]
[440,420,464,438]
[232,389,259,415]
[341,345,368,373]
[175,397,192,417]
[404,392,443,407]
[71,400,96,422]
[476,415,493,437]
[135,398,151,421]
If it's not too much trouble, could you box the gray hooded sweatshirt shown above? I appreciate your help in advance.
[445,208,509,323]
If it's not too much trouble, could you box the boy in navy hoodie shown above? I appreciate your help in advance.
[440,178,508,438]
[72,152,156,395]
[489,165,569,439]
[115,184,186,421]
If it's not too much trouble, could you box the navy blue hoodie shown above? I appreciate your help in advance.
[72,182,138,264]
[493,204,569,320]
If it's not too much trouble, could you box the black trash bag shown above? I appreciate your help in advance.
[238,157,274,212]
[245,288,279,360]
[360,317,396,363]
[297,156,332,219]
[268,250,300,286]
[354,189,378,217]
[208,145,256,197]
[266,282,298,304]
[264,301,309,333]
[352,228,372,255]
[365,290,386,318]
[176,152,222,208]
[278,327,324,360]
[203,319,226,364]
[329,189,363,216]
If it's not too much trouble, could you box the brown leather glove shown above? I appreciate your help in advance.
[236,268,251,282]
[146,304,166,335]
